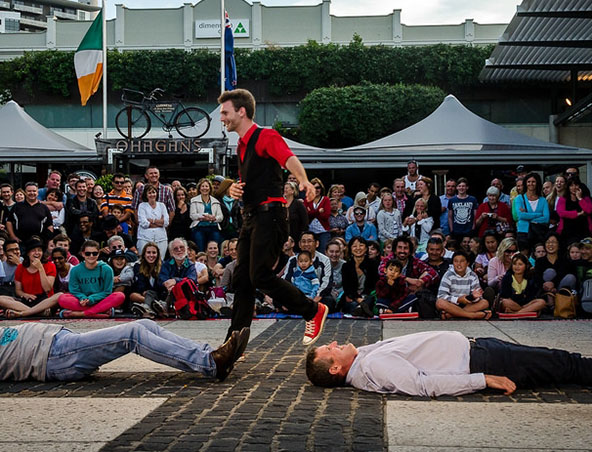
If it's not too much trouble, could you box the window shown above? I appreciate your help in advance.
[6,18,20,31]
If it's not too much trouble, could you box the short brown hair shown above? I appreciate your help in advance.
[305,347,346,388]
[81,240,99,252]
[218,89,256,120]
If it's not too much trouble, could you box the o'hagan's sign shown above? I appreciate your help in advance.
[195,19,250,38]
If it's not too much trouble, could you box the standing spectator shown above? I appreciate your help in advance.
[392,178,408,217]
[13,189,25,203]
[168,186,191,242]
[304,177,331,254]
[448,178,478,242]
[0,237,60,318]
[487,237,518,292]
[437,251,492,320]
[132,166,175,216]
[337,184,354,209]
[403,160,421,195]
[65,173,79,198]
[499,253,545,315]
[6,182,54,245]
[84,177,95,199]
[186,182,198,201]
[58,240,125,318]
[440,179,456,236]
[38,170,66,207]
[402,198,433,253]
[376,191,402,244]
[100,173,133,224]
[91,184,105,205]
[285,181,309,250]
[565,167,580,180]
[0,183,16,232]
[189,178,223,252]
[404,177,441,229]
[216,179,242,240]
[556,178,592,244]
[345,206,377,243]
[510,165,528,200]
[46,188,66,231]
[136,184,169,258]
[542,180,553,198]
[547,174,567,212]
[365,182,381,217]
[328,197,348,240]
[65,179,100,235]
[475,186,513,238]
[339,237,379,317]
[482,178,511,207]
[327,185,344,212]
[513,172,550,249]
[50,234,80,266]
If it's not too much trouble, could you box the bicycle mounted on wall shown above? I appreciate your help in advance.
[115,88,211,139]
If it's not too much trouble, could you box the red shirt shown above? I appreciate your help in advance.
[237,124,294,205]
[15,262,56,296]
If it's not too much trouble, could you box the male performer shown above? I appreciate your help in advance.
[0,320,249,382]
[306,331,592,396]
[219,89,328,346]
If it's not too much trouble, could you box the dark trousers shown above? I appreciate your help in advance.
[227,207,317,339]
[469,337,592,388]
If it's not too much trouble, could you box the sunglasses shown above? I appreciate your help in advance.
[113,180,124,185]
[84,251,99,257]
[504,249,517,254]
[52,256,65,261]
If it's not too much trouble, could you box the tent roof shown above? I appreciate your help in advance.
[0,101,99,162]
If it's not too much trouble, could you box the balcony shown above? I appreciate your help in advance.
[19,16,46,28]
[53,10,77,20]
[0,1,11,9]
[12,4,43,15]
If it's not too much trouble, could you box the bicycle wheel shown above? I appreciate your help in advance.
[174,107,211,138]
[115,106,151,139]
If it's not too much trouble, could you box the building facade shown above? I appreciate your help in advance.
[0,0,91,33]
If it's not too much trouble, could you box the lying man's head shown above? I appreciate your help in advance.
[306,341,358,388]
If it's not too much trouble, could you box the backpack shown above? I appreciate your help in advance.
[171,278,216,320]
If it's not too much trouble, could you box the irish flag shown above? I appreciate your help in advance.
[75,11,103,106]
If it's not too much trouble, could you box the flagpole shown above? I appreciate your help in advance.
[102,0,107,138]
[220,0,225,95]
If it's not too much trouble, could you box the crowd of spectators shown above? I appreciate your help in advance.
[0,161,590,320]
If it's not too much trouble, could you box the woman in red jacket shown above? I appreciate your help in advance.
[304,177,331,253]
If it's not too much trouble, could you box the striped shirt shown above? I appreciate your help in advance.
[437,268,480,305]
[100,189,133,216]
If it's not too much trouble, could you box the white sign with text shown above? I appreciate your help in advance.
[195,19,250,38]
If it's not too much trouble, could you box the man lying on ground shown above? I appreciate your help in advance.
[306,331,591,396]
[0,319,249,382]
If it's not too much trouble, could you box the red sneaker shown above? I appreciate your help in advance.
[303,302,328,346]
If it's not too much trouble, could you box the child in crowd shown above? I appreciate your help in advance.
[291,251,320,299]
[567,242,582,262]
[51,234,80,266]
[375,259,416,314]
[111,204,129,234]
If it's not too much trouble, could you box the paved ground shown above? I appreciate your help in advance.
[0,318,591,451]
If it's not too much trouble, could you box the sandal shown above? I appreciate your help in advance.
[5,309,19,319]
[59,309,74,318]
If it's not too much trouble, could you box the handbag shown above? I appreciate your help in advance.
[522,195,548,244]
[554,288,577,319]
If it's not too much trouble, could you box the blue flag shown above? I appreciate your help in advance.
[225,11,237,91]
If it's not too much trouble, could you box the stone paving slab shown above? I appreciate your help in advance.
[386,401,592,450]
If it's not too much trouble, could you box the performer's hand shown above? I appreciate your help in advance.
[229,182,245,200]
[301,180,315,202]
[485,375,516,395]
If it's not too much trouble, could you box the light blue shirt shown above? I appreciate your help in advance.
[345,331,486,396]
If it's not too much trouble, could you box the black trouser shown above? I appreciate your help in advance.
[469,337,592,388]
[227,207,317,339]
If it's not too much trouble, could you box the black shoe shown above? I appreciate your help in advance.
[211,327,250,381]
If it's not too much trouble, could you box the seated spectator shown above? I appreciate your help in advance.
[382,238,394,258]
[469,236,481,262]
[70,214,101,258]
[402,198,433,253]
[325,240,345,301]
[217,238,235,268]
[0,237,61,318]
[186,241,210,288]
[290,250,320,300]
[137,184,169,259]
[487,237,518,292]
[345,206,377,242]
[109,249,134,297]
[376,191,402,244]
[346,192,376,225]
[98,215,138,259]
[215,178,242,241]
[220,237,239,310]
[533,242,546,262]
[436,251,492,320]
[106,235,138,263]
[129,242,162,318]
[189,178,223,252]
[46,188,65,231]
[58,240,125,318]
[339,237,379,317]
[499,253,545,315]
[367,241,381,263]
[168,186,191,242]
[474,231,498,285]
[50,234,80,266]
[157,237,197,316]
[52,247,73,294]
[556,177,592,244]
[535,232,576,309]
[0,239,22,296]
[375,259,415,314]
[567,242,582,262]
[424,236,451,292]
[475,186,512,237]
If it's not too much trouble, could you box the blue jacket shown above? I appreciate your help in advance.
[158,258,197,287]
[513,195,550,234]
[345,222,377,242]
[291,265,320,298]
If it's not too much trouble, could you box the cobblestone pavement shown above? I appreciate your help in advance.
[0,319,591,451]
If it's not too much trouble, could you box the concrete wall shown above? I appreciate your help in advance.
[262,5,322,45]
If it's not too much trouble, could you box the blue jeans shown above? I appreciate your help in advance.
[192,225,222,252]
[45,319,216,381]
